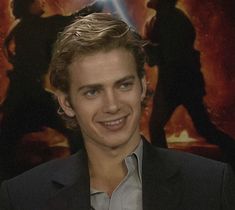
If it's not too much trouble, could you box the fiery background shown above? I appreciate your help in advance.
[1,0,235,146]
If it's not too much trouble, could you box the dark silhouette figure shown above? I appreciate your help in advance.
[0,0,103,179]
[144,0,235,166]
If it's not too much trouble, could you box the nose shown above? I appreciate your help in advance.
[102,89,120,114]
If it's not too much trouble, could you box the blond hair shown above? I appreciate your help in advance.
[49,13,146,129]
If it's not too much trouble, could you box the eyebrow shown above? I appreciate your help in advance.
[78,75,136,92]
[115,75,135,85]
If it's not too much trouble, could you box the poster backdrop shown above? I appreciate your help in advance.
[0,0,235,172]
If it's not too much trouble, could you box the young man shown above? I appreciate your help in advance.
[0,13,234,210]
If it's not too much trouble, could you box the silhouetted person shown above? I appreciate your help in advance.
[0,0,103,179]
[144,0,235,167]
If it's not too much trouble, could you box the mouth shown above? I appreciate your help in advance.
[98,116,128,131]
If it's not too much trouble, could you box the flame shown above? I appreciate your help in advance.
[1,0,235,140]
[167,130,197,143]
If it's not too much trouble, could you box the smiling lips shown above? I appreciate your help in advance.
[99,116,127,131]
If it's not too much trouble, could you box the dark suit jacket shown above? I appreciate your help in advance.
[0,140,234,210]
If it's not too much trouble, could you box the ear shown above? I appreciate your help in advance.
[140,76,147,101]
[56,91,75,117]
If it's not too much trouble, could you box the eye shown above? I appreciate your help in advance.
[83,89,99,98]
[119,81,134,91]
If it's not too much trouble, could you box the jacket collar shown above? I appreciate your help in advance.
[51,149,88,186]
[142,139,182,210]
[41,149,91,210]
[42,139,182,210]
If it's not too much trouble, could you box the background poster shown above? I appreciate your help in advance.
[0,0,235,175]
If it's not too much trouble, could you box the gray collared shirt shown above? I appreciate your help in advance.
[90,140,143,210]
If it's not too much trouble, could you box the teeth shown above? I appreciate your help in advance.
[103,118,123,126]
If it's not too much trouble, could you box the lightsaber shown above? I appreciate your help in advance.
[100,0,134,28]
[89,0,134,28]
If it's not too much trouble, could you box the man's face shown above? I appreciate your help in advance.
[58,48,146,151]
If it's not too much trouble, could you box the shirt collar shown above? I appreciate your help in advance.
[128,139,143,183]
[90,139,143,195]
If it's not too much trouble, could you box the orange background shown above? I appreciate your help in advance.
[1,0,235,147]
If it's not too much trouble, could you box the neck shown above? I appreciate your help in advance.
[85,135,141,194]
[86,137,141,171]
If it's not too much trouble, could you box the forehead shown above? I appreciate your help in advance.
[68,48,138,87]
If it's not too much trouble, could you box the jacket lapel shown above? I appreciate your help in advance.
[142,140,183,210]
[41,139,182,210]
[41,149,90,210]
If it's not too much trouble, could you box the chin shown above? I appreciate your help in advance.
[101,132,134,149]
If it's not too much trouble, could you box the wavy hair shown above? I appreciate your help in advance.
[49,13,147,129]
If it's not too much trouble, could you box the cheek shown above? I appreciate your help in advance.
[122,92,143,115]
[132,92,144,115]
[73,100,101,122]
[129,89,143,105]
